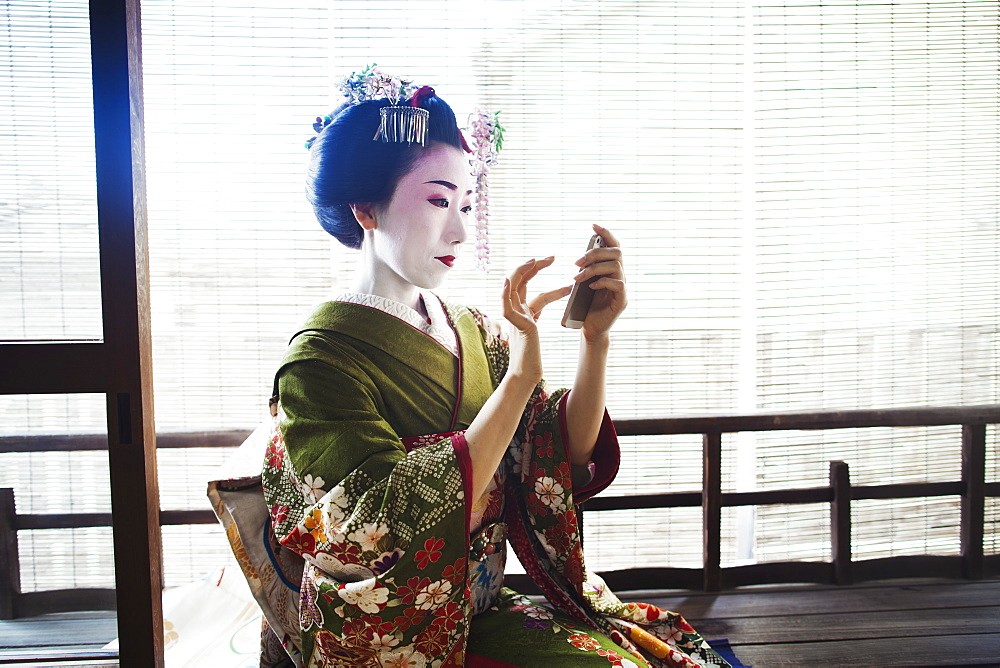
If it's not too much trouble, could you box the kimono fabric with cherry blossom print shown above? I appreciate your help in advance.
[248,297,729,667]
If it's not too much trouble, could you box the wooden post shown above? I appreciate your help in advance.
[0,489,21,619]
[961,424,985,580]
[703,432,722,591]
[830,461,853,585]
[90,0,163,664]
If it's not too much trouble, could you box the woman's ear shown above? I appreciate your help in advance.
[350,203,378,231]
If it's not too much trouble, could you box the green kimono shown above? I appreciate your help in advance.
[210,297,729,668]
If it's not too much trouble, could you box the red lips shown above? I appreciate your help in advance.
[436,256,455,267]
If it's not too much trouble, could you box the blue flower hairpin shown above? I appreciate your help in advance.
[305,115,333,150]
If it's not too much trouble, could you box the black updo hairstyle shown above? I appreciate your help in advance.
[306,92,465,249]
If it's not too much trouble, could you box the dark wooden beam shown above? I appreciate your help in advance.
[961,424,985,580]
[0,433,109,453]
[0,343,109,394]
[14,509,216,531]
[722,487,832,506]
[16,513,114,531]
[508,567,705,594]
[584,485,858,511]
[155,430,250,448]
[0,648,120,664]
[0,429,250,453]
[722,561,833,588]
[90,0,162,663]
[830,461,853,585]
[0,489,20,620]
[985,554,1000,576]
[853,555,962,582]
[159,509,218,525]
[617,405,1000,435]
[598,567,703,592]
[582,492,702,511]
[17,588,117,617]
[702,432,722,592]
[851,481,962,500]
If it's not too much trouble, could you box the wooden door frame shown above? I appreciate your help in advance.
[0,0,163,664]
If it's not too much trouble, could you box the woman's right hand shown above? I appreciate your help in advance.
[465,257,570,500]
[502,256,572,386]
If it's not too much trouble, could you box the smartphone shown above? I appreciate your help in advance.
[561,234,605,329]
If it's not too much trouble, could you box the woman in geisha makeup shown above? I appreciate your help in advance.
[212,66,729,668]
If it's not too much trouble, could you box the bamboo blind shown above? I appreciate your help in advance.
[0,0,996,589]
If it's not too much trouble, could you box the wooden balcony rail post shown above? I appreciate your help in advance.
[703,432,722,591]
[0,488,21,619]
[961,424,985,580]
[830,461,853,585]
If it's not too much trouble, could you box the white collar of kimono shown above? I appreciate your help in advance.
[332,291,459,357]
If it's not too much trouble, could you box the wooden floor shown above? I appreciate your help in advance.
[629,577,1000,667]
[0,608,118,666]
[0,578,997,666]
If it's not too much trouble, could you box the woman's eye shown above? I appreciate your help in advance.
[461,205,473,214]
[428,198,449,208]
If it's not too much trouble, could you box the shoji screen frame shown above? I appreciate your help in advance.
[0,0,163,664]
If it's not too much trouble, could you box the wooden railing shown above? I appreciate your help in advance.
[561,405,1000,593]
[1,405,997,618]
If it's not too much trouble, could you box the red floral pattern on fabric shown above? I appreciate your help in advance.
[340,617,371,645]
[503,483,595,629]
[269,503,288,525]
[395,576,431,606]
[393,607,426,633]
[413,619,451,657]
[414,536,444,570]
[542,509,578,554]
[265,441,285,470]
[676,616,696,634]
[433,601,465,631]
[564,545,586,584]
[361,615,397,643]
[628,601,667,624]
[280,526,316,556]
[568,633,602,651]
[328,535,364,565]
[312,628,379,666]
[440,557,467,585]
[533,431,555,459]
[551,460,573,490]
[525,485,550,517]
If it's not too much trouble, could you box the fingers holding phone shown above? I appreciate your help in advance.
[576,224,624,285]
[561,234,604,329]
[562,224,627,335]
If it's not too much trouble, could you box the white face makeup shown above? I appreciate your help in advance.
[356,143,473,308]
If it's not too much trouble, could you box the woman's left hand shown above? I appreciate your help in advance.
[574,223,627,343]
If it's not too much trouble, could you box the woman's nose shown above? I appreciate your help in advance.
[448,207,468,245]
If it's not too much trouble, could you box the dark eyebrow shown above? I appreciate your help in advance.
[425,180,457,190]
[424,180,474,195]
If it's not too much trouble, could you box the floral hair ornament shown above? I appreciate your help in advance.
[374,84,434,145]
[304,64,424,149]
[466,107,505,272]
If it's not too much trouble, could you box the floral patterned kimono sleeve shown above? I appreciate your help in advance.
[263,344,475,667]
[470,309,730,668]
